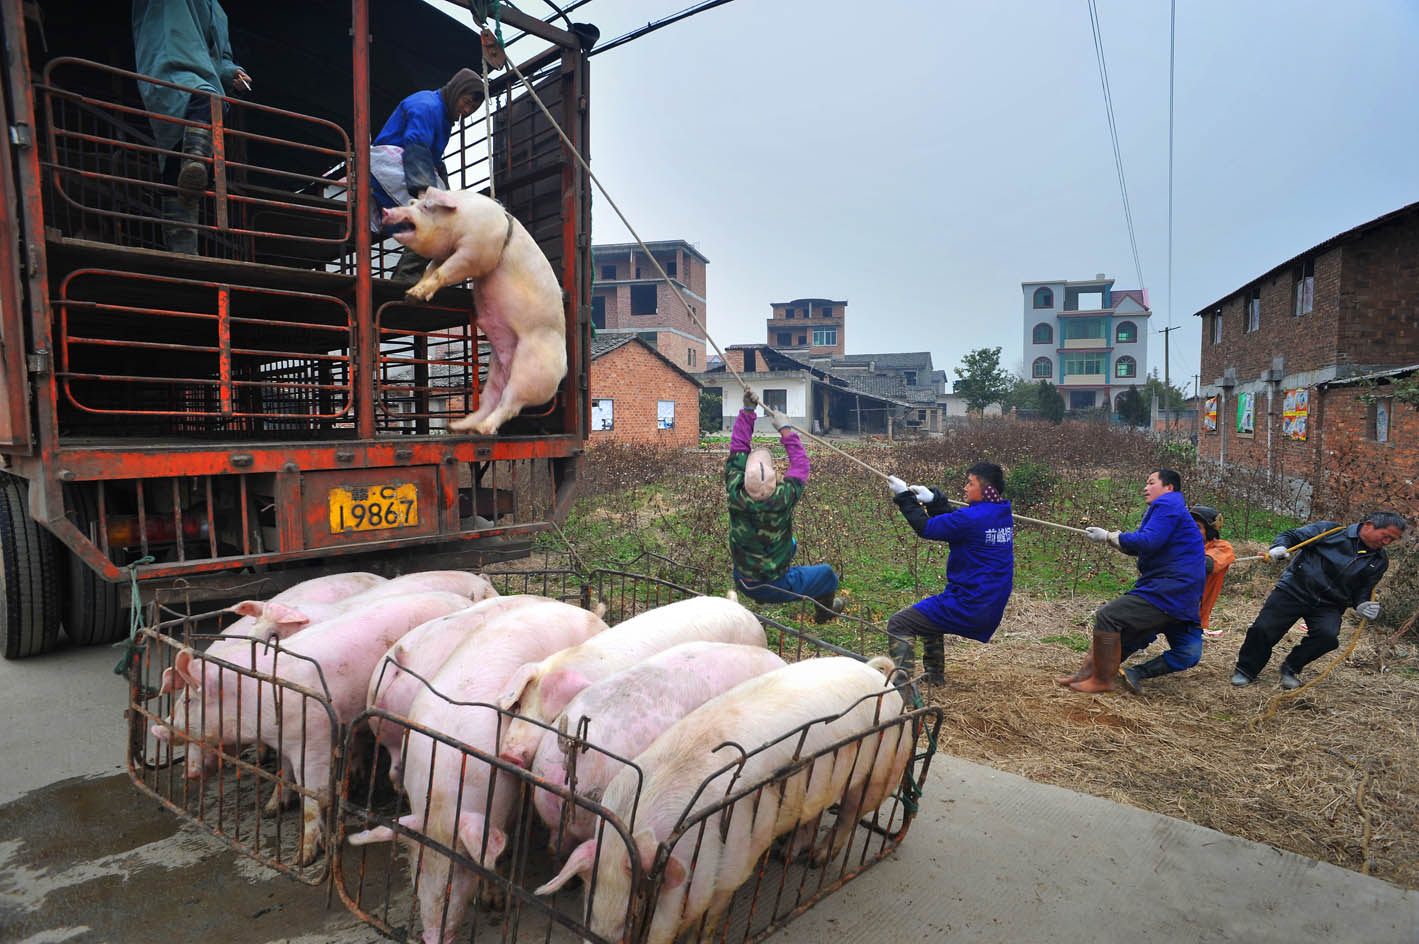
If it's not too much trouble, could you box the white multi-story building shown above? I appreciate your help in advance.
[1021,274,1150,412]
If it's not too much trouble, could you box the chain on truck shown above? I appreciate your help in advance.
[0,0,594,658]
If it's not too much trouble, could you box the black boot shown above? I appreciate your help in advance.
[1120,654,1175,695]
[812,593,844,624]
[888,633,916,678]
[177,125,212,199]
[921,633,946,687]
[162,194,199,255]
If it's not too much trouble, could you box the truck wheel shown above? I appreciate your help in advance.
[62,485,129,646]
[0,473,62,659]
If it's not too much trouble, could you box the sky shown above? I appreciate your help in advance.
[433,0,1419,396]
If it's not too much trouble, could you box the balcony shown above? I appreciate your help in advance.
[1060,337,1109,349]
[1059,374,1107,386]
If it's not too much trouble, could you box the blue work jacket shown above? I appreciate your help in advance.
[373,89,453,203]
[897,492,1015,641]
[1117,490,1205,623]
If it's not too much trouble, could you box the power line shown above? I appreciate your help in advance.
[1086,0,1146,295]
[1166,0,1177,385]
[589,0,742,57]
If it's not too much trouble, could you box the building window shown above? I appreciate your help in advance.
[762,389,788,413]
[784,307,795,319]
[1245,288,1260,332]
[590,295,605,329]
[1115,320,1137,343]
[1032,357,1052,378]
[665,260,677,278]
[776,332,790,346]
[600,264,615,280]
[635,266,642,278]
[657,400,675,429]
[591,398,614,430]
[903,370,917,385]
[1032,323,1053,344]
[630,284,657,315]
[1069,390,1095,410]
[1115,355,1137,378]
[687,348,696,367]
[1294,259,1314,316]
[797,334,806,345]
[1061,354,1105,376]
[821,306,833,317]
[1370,397,1393,443]
[1062,318,1105,342]
[1033,287,1054,308]
[1211,311,1223,344]
[917,409,927,422]
[812,327,837,346]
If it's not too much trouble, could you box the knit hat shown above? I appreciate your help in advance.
[440,68,485,120]
[743,448,777,501]
[1191,505,1222,539]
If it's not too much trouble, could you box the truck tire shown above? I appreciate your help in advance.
[0,473,62,659]
[62,484,129,646]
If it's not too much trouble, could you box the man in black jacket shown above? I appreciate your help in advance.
[1232,511,1407,689]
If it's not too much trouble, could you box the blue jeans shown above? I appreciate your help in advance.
[1122,621,1203,672]
[734,565,839,604]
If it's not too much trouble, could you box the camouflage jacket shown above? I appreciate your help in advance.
[725,408,807,583]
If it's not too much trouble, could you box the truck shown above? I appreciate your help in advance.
[0,0,593,657]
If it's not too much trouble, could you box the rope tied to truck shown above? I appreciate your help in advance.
[112,555,156,682]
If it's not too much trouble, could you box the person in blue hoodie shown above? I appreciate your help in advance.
[1057,468,1205,694]
[884,461,1015,688]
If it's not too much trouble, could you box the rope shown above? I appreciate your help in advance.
[112,555,157,679]
[480,47,495,200]
[1229,525,1348,564]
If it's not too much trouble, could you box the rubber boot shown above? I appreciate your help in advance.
[392,246,429,283]
[177,125,212,199]
[1068,631,1120,693]
[162,194,199,255]
[888,633,916,678]
[921,633,946,687]
[812,593,844,624]
[1120,654,1174,695]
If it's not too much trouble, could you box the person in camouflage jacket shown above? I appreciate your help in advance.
[726,387,842,623]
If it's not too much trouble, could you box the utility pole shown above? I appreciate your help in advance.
[1158,324,1182,437]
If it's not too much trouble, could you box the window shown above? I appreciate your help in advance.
[687,348,696,367]
[1370,397,1393,443]
[590,295,605,329]
[917,409,927,422]
[591,398,614,431]
[1032,323,1053,344]
[665,260,677,278]
[1061,354,1105,376]
[1115,356,1137,378]
[761,389,788,413]
[1115,321,1137,343]
[635,266,642,278]
[1032,357,1052,378]
[1068,390,1095,410]
[1061,318,1104,341]
[784,308,795,319]
[1294,259,1314,316]
[821,306,833,317]
[657,400,675,429]
[600,264,616,280]
[630,284,657,315]
[1245,288,1260,332]
[797,334,806,345]
[903,370,917,386]
[1211,311,1223,344]
[812,327,837,346]
[1033,287,1053,308]
[776,332,791,346]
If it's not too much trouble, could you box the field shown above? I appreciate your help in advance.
[537,420,1419,889]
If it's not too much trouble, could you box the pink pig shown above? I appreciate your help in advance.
[381,188,566,435]
[150,590,472,864]
[530,641,786,852]
[348,600,606,944]
[221,571,387,640]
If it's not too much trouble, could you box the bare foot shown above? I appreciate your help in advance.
[1067,675,1116,694]
[1055,656,1093,687]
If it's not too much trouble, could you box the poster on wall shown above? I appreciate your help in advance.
[591,398,614,431]
[1204,397,1218,432]
[1236,392,1255,436]
[656,400,675,429]
[1282,388,1309,441]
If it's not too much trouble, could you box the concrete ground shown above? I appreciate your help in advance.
[2,645,1415,943]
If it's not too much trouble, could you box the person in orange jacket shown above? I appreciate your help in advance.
[1192,506,1235,636]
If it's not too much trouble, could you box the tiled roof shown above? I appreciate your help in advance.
[590,334,637,358]
[831,352,935,370]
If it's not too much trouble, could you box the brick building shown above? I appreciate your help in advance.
[588,335,702,447]
[766,298,846,357]
[1194,201,1419,512]
[591,240,709,373]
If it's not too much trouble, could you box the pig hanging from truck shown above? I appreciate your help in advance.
[381,188,568,436]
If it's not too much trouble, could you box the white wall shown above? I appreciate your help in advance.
[1022,282,1063,382]
[705,376,813,429]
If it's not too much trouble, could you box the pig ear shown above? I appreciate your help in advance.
[423,188,459,211]
[174,648,203,692]
[158,666,186,695]
[632,828,661,875]
[498,662,541,712]
[661,855,687,891]
[540,670,590,719]
[150,722,171,743]
[228,600,265,618]
[535,838,597,895]
[458,816,506,867]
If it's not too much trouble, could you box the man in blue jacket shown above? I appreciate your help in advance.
[371,69,484,281]
[1059,468,1204,694]
[885,461,1015,688]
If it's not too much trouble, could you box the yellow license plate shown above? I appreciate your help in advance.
[328,483,419,534]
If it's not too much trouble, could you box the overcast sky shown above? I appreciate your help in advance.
[435,0,1419,395]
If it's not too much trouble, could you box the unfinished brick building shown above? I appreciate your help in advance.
[588,335,702,448]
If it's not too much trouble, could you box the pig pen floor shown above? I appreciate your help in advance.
[3,760,1417,943]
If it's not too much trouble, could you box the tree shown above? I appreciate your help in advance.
[1117,385,1149,426]
[953,347,1012,417]
[699,388,722,436]
[1037,380,1065,424]
[1002,374,1041,412]
[1140,370,1187,413]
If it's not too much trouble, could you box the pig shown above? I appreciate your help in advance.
[150,590,472,864]
[365,595,601,781]
[381,188,566,436]
[367,569,498,602]
[347,600,607,944]
[529,641,787,852]
[221,571,387,640]
[496,596,766,771]
[535,657,915,944]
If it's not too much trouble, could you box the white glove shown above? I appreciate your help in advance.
[1356,601,1380,620]
[1267,546,1291,561]
[742,386,758,410]
[1085,526,1109,543]
[910,485,934,503]
[886,475,909,496]
[768,409,790,431]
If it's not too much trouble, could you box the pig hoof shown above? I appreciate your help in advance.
[447,414,475,433]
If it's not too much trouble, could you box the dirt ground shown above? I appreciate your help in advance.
[920,557,1419,891]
